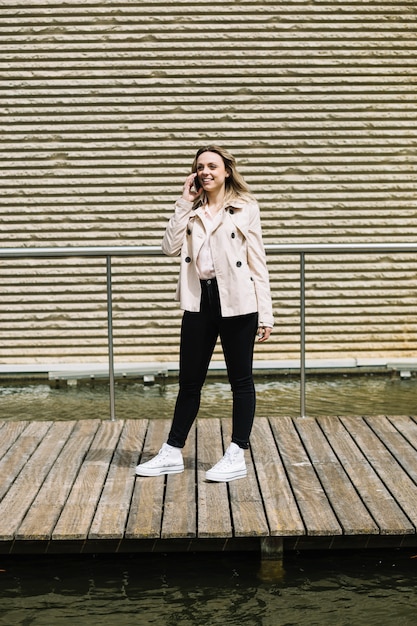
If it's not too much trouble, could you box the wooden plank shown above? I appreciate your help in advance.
[341,417,417,532]
[0,421,75,541]
[125,418,169,540]
[269,416,342,536]
[221,419,269,537]
[0,420,29,461]
[341,415,417,530]
[15,420,100,541]
[0,421,51,500]
[366,415,417,487]
[294,417,378,535]
[161,426,196,539]
[52,419,125,540]
[387,415,417,455]
[90,419,148,540]
[318,416,413,535]
[196,418,232,538]
[251,417,305,536]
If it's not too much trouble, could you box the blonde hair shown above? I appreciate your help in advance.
[191,145,255,207]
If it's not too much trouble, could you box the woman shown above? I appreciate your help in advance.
[136,145,274,482]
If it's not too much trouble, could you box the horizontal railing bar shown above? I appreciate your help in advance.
[265,242,417,254]
[1,242,417,259]
[0,245,163,259]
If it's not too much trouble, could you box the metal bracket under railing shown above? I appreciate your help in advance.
[1,242,417,420]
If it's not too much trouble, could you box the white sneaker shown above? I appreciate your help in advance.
[135,443,184,477]
[205,442,247,482]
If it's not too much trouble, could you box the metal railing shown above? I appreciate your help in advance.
[1,242,417,420]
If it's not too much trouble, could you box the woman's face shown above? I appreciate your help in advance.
[195,151,229,194]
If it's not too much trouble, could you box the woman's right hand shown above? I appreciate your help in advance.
[182,173,203,203]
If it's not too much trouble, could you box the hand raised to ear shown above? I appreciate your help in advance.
[182,173,203,203]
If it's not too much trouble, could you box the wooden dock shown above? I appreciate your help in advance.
[1,415,417,555]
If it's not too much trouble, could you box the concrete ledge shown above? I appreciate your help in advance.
[48,363,169,383]
[0,356,417,382]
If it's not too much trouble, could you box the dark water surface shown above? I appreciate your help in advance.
[1,550,417,625]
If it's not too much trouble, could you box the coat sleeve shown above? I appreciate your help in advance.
[246,203,274,328]
[161,198,194,256]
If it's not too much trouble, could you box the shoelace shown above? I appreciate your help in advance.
[216,448,239,468]
[148,447,171,464]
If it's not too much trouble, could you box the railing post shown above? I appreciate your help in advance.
[106,256,116,421]
[300,252,306,418]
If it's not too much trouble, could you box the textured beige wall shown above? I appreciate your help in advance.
[1,0,416,366]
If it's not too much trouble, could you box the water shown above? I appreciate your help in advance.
[0,372,416,421]
[1,550,417,625]
[1,374,417,624]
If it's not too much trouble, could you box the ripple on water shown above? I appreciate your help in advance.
[0,374,416,421]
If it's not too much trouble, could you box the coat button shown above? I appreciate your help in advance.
[231,232,236,238]
[187,228,191,235]
[236,261,242,267]
[185,256,191,263]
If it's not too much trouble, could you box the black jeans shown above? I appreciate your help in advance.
[167,278,258,450]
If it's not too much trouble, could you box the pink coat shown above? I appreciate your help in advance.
[162,198,274,328]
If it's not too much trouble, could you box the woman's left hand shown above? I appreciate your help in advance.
[257,326,271,342]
